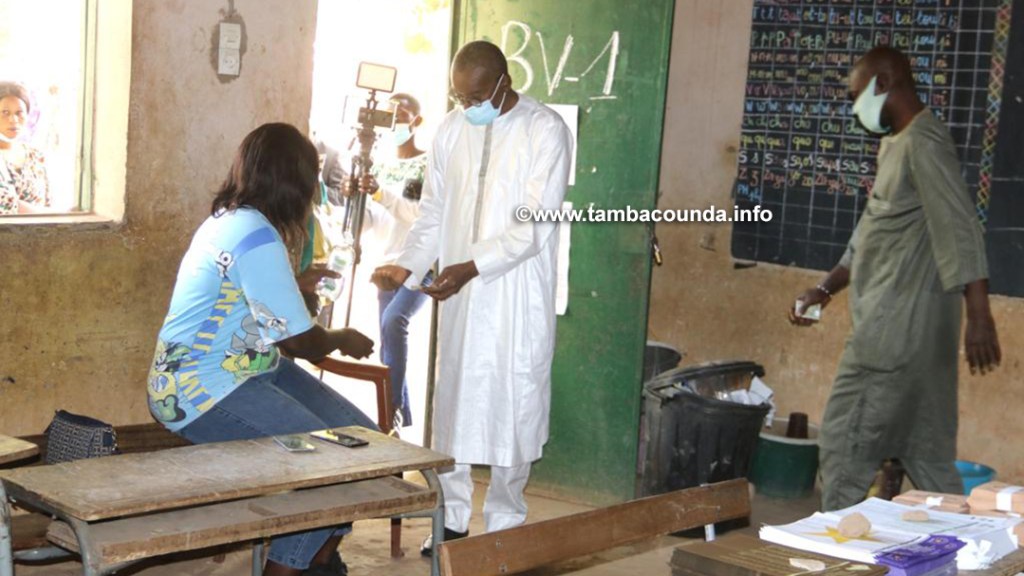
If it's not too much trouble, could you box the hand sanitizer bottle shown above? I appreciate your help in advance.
[316,238,353,302]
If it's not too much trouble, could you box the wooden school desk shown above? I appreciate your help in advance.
[0,426,453,576]
[0,436,37,466]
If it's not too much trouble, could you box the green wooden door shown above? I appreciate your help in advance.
[452,0,675,504]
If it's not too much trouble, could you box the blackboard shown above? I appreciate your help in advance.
[730,0,1024,297]
[986,0,1024,296]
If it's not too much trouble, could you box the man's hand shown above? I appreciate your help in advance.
[965,314,1000,375]
[963,279,1001,375]
[423,261,479,301]
[296,265,340,295]
[788,286,831,327]
[338,328,374,359]
[371,265,412,291]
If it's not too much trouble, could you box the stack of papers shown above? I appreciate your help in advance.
[760,498,1020,570]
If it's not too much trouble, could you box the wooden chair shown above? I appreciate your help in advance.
[311,299,408,557]
[311,344,403,558]
[313,356,394,436]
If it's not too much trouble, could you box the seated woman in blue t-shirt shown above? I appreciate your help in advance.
[148,123,373,576]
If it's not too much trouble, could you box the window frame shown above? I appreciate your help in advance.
[1,0,130,227]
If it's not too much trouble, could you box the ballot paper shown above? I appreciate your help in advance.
[760,498,1020,570]
[725,375,776,427]
[967,507,1024,547]
[873,535,963,576]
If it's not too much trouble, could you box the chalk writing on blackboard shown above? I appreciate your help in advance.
[501,20,620,100]
[731,0,1015,272]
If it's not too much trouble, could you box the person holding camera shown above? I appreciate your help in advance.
[364,92,432,429]
[372,41,572,551]
[332,93,430,429]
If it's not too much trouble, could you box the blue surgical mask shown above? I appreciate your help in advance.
[392,123,414,147]
[463,74,507,126]
[852,76,890,134]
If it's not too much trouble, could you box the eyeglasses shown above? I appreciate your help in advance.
[448,74,505,108]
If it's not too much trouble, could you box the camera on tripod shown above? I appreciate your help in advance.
[335,61,399,326]
[354,62,398,129]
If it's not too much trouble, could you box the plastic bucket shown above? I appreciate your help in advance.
[956,460,996,495]
[749,417,819,499]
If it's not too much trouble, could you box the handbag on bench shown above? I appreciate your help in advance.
[43,410,119,464]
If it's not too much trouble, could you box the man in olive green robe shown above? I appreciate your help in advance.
[789,46,1001,511]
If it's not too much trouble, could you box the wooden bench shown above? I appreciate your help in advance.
[437,478,751,576]
[1,426,453,576]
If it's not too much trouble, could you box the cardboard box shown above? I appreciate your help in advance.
[968,482,1024,515]
[892,491,969,514]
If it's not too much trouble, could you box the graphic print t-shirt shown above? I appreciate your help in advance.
[148,208,313,431]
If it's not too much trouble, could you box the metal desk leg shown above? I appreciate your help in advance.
[65,517,102,576]
[423,469,445,576]
[0,484,13,576]
[252,539,266,576]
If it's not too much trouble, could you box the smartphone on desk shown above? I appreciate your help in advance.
[309,428,369,448]
[274,434,317,452]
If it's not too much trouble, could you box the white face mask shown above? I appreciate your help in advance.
[392,119,416,147]
[852,75,890,134]
[463,74,506,126]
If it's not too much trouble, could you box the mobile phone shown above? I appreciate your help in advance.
[309,428,369,448]
[274,434,317,452]
[795,299,821,321]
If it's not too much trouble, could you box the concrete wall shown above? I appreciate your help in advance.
[651,0,1024,482]
[0,0,318,435]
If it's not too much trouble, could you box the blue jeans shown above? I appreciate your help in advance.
[177,357,376,570]
[377,271,431,426]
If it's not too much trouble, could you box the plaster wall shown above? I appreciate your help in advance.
[0,0,318,435]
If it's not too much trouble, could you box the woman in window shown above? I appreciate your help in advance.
[0,81,48,214]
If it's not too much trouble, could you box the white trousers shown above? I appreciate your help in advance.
[439,462,532,533]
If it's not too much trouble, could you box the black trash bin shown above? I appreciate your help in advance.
[642,340,683,382]
[638,360,769,498]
